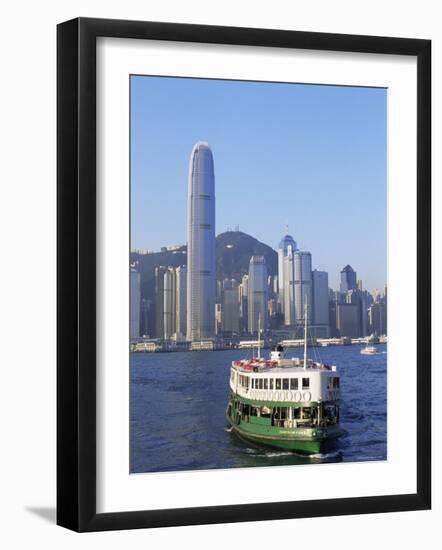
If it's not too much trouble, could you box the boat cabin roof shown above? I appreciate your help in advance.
[232,358,337,375]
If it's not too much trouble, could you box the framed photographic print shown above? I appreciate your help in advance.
[57,17,431,531]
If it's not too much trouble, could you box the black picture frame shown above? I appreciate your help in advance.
[57,17,431,532]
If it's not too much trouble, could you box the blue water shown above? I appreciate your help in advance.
[130,345,387,473]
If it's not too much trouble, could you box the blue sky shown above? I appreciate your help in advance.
[131,75,387,292]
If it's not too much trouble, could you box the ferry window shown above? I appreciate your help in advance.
[290,378,298,390]
[276,379,282,390]
[328,377,333,389]
[269,379,274,390]
[293,407,301,419]
[333,377,340,388]
[282,378,289,390]
[245,377,249,388]
[264,379,268,390]
[258,379,263,390]
[302,378,310,389]
[261,406,271,418]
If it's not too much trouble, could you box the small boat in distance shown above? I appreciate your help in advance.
[226,306,342,454]
[360,345,379,355]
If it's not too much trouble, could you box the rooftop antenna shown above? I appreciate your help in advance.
[303,301,308,370]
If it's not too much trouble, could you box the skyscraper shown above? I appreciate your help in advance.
[294,250,312,325]
[346,288,370,337]
[163,268,176,340]
[277,233,297,314]
[312,269,330,331]
[336,303,359,337]
[130,265,141,340]
[248,256,268,334]
[340,264,357,293]
[154,266,168,338]
[239,273,249,333]
[283,244,296,325]
[175,265,187,339]
[186,142,216,341]
[221,278,240,334]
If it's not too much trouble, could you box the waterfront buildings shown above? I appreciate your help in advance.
[248,255,268,334]
[186,142,216,341]
[130,265,141,340]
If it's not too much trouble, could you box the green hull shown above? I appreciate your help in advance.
[229,423,340,454]
[226,393,342,455]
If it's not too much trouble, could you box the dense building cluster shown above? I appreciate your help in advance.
[130,143,387,343]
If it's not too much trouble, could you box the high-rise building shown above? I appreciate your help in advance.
[312,270,329,331]
[368,302,387,335]
[340,264,357,293]
[283,244,296,326]
[186,142,216,341]
[294,251,312,325]
[163,268,176,340]
[154,266,167,338]
[175,265,187,340]
[239,273,249,334]
[277,234,297,314]
[248,256,268,334]
[336,303,359,337]
[221,278,240,334]
[130,265,141,340]
[346,288,370,337]
[140,298,153,338]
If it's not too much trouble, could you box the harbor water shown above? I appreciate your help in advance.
[130,344,387,473]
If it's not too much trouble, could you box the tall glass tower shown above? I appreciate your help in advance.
[186,142,216,341]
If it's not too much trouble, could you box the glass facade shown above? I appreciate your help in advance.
[186,142,216,341]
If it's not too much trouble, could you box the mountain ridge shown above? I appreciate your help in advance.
[130,230,278,303]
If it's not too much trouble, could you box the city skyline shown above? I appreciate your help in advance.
[130,142,387,343]
[131,75,387,291]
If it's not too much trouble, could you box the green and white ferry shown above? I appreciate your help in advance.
[226,309,342,454]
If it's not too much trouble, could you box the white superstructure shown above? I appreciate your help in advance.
[230,353,340,405]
